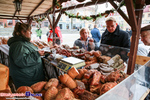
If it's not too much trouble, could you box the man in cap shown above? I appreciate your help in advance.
[101,17,131,48]
[141,25,150,46]
[137,25,150,57]
[139,25,150,100]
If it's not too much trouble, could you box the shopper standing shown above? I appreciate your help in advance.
[91,24,101,47]
[36,27,42,39]
[101,17,130,48]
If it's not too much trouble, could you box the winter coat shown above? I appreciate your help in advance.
[48,27,63,44]
[101,25,131,48]
[36,28,42,36]
[7,36,45,88]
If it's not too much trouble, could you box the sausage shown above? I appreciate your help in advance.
[99,66,114,73]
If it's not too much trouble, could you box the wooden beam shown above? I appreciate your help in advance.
[28,0,44,17]
[33,0,109,17]
[0,15,28,18]
[0,17,26,20]
[47,13,52,27]
[125,1,137,31]
[109,0,131,26]
[27,17,32,25]
[52,0,56,46]
[126,0,144,75]
[17,17,23,23]
[13,10,17,18]
[54,9,62,29]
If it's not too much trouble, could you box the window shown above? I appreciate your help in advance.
[66,24,69,29]
[0,22,3,27]
[59,24,62,29]
[73,24,76,29]
[44,22,48,27]
[7,20,13,26]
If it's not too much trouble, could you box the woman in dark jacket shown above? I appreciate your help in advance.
[7,22,45,89]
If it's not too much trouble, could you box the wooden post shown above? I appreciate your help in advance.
[52,0,56,46]
[125,0,144,74]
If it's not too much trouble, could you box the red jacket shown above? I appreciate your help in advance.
[48,26,63,43]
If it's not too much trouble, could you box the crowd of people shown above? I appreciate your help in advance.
[7,16,150,90]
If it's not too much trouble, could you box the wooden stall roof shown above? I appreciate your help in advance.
[0,0,53,20]
[0,0,150,20]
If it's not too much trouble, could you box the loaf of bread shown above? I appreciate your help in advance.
[0,63,9,91]
[44,86,58,100]
[67,67,79,79]
[31,81,47,92]
[0,86,14,100]
[59,74,77,89]
[2,37,9,44]
[16,86,33,93]
[44,78,59,90]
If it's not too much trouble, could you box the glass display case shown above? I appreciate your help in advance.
[96,61,150,100]
[99,44,130,62]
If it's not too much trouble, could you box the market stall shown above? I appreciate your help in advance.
[0,0,150,100]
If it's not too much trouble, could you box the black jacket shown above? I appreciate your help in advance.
[101,25,131,48]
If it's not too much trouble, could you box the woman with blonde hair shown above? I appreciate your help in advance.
[74,28,98,51]
[7,22,45,88]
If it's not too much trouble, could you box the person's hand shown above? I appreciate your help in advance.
[38,50,45,56]
[89,38,95,50]
[89,38,94,45]
[89,38,94,43]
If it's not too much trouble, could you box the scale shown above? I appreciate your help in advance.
[57,57,85,72]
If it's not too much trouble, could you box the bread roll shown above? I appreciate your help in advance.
[44,86,58,100]
[31,81,47,92]
[59,74,77,89]
[67,67,79,79]
[44,78,59,90]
